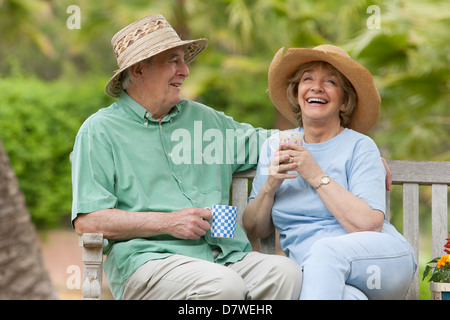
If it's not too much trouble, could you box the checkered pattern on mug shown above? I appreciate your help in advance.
[211,205,237,238]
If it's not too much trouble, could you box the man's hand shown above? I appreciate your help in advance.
[166,208,212,239]
[381,158,392,191]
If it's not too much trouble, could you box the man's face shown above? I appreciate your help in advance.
[140,46,190,111]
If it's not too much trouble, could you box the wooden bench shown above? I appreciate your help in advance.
[80,160,450,300]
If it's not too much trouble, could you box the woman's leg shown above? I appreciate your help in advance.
[342,285,368,300]
[299,232,416,300]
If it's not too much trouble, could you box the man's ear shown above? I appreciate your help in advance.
[130,62,144,78]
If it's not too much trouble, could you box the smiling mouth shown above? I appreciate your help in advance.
[306,98,328,104]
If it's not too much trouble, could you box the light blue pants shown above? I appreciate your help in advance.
[299,231,417,300]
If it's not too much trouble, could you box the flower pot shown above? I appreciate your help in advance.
[430,282,450,300]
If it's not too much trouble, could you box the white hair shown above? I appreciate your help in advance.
[120,57,154,90]
[120,68,135,90]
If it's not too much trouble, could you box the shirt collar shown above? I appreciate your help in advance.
[118,90,181,123]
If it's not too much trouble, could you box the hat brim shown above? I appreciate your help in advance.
[105,38,209,98]
[268,47,380,133]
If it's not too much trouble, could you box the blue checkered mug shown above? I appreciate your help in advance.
[208,205,237,238]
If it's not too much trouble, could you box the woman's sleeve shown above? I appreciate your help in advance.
[348,138,386,214]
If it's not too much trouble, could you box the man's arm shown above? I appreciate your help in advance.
[74,207,212,240]
[381,157,392,191]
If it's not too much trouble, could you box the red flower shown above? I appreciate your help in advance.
[445,238,450,254]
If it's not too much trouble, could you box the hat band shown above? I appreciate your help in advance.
[116,27,182,68]
[113,18,170,58]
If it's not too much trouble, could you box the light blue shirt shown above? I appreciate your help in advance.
[249,127,403,264]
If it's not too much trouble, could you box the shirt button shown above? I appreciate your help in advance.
[145,112,150,118]
[168,153,172,157]
[144,121,148,126]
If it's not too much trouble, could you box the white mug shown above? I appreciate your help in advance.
[269,131,303,152]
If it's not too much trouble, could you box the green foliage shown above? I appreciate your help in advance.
[0,74,114,227]
[422,235,450,283]
[423,257,450,283]
[348,0,450,161]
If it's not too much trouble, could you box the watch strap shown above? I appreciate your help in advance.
[314,176,330,190]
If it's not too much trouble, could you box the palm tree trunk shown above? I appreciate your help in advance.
[0,139,57,299]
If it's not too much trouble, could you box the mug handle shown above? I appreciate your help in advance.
[268,136,279,152]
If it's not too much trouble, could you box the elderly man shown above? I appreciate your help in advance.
[71,14,302,300]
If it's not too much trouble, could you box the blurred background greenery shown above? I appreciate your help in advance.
[0,0,448,299]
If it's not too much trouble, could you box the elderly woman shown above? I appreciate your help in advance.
[243,45,416,299]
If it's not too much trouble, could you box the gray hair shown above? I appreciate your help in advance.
[120,57,154,90]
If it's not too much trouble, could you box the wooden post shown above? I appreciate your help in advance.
[79,233,103,300]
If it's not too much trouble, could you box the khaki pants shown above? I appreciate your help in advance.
[122,252,302,300]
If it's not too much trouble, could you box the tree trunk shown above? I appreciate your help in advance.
[0,139,57,299]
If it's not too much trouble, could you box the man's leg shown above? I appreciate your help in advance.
[123,254,247,300]
[228,252,303,300]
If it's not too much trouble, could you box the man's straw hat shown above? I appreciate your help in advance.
[268,45,381,133]
[105,14,209,97]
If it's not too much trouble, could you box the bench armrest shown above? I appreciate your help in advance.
[79,233,103,300]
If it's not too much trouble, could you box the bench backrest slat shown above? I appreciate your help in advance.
[432,184,449,257]
[402,183,420,300]
[389,160,450,185]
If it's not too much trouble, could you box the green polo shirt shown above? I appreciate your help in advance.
[71,91,272,299]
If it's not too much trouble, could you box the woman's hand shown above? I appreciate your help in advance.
[279,142,324,188]
[266,147,298,194]
[242,145,297,239]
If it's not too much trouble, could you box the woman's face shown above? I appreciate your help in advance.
[296,64,345,127]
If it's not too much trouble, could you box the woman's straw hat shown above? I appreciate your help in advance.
[105,14,209,97]
[268,45,380,133]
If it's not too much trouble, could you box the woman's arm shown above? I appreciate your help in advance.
[243,152,298,238]
[283,142,384,233]
[313,176,384,232]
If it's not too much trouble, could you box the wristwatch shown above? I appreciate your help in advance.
[314,175,331,190]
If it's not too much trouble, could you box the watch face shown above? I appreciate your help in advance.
[322,176,331,184]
